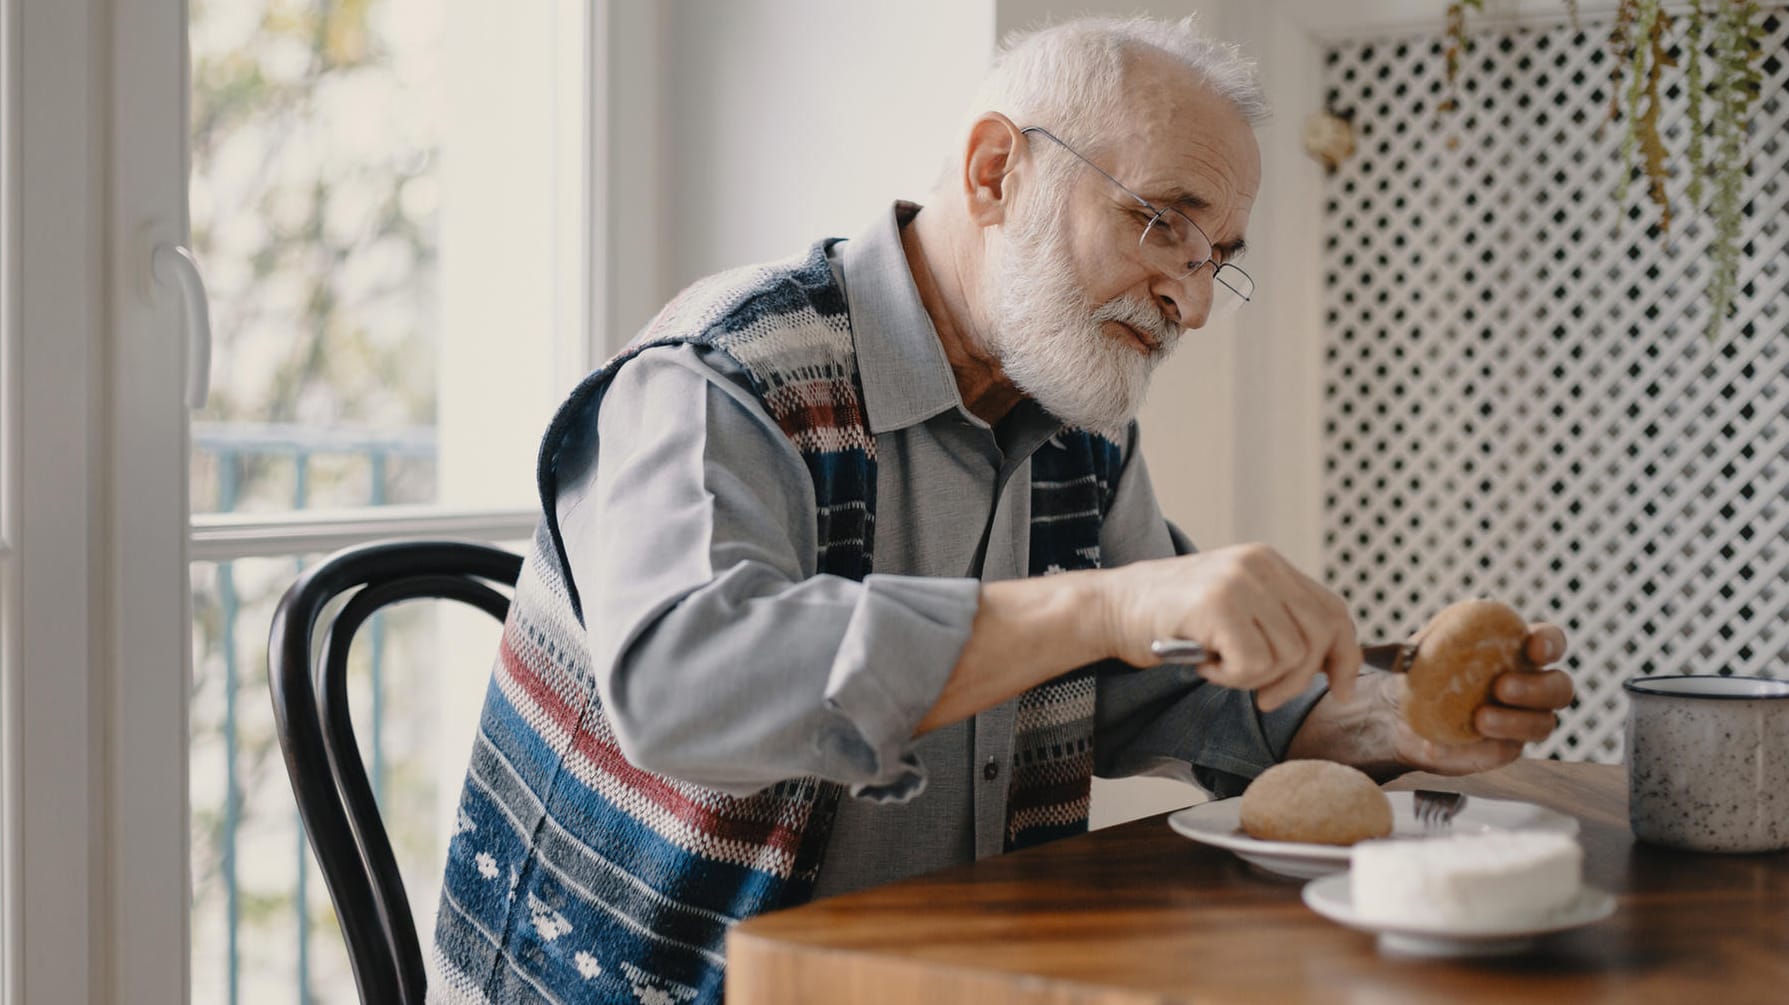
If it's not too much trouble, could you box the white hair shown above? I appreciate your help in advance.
[969,14,1268,156]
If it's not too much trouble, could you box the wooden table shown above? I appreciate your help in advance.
[727,760,1789,1003]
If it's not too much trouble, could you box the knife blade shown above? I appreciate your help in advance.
[1147,638,1414,673]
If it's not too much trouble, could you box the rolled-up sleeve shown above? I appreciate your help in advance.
[553,343,972,799]
[1092,423,1328,797]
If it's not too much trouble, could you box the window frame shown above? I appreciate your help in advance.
[6,0,116,1001]
[0,1,609,1003]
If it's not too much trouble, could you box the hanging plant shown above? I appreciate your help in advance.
[1616,0,1674,230]
[1704,0,1768,338]
[1685,1,1707,210]
[1441,0,1768,339]
[1439,0,1485,116]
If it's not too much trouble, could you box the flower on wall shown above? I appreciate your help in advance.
[1303,107,1358,173]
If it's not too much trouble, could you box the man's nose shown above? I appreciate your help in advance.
[1153,266,1215,331]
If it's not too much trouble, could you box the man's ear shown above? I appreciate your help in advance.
[961,112,1026,228]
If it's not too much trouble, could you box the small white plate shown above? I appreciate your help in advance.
[1166,792,1579,879]
[1301,872,1616,957]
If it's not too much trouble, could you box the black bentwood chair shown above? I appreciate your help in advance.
[268,539,523,1005]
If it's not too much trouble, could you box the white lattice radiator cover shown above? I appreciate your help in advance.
[1320,9,1788,762]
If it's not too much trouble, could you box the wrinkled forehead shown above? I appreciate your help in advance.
[1100,53,1262,236]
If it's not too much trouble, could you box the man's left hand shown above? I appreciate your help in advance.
[1388,622,1575,775]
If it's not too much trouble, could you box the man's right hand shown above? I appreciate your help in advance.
[1099,543,1361,711]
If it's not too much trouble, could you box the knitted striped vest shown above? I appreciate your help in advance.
[430,241,1122,1005]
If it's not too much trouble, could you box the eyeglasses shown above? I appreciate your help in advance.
[1020,126,1255,322]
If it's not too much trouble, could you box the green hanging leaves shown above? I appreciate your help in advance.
[1704,0,1767,339]
[1686,0,1707,210]
[1617,0,1675,230]
[1440,0,1486,117]
[1444,0,1768,340]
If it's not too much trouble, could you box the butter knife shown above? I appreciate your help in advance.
[1148,638,1414,673]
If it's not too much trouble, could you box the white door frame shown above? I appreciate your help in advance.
[108,0,192,998]
[4,0,190,1001]
[7,0,123,1002]
[9,0,109,1000]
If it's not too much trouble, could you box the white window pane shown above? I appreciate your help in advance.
[186,0,589,1000]
[190,0,588,518]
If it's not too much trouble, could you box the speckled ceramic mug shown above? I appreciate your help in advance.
[1624,674,1789,853]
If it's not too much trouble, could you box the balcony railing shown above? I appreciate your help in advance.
[191,422,452,1005]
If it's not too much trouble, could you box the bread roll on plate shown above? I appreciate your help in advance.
[1239,760,1393,846]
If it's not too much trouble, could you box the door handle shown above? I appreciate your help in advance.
[152,242,212,409]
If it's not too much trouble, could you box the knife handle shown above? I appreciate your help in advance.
[1148,637,1210,663]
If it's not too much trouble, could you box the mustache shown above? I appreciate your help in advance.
[1090,295,1179,349]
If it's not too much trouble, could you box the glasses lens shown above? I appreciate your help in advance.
[1206,267,1253,323]
[1139,210,1211,279]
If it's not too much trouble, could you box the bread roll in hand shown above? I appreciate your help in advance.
[1403,599,1531,745]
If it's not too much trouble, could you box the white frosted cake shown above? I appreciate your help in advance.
[1350,832,1583,928]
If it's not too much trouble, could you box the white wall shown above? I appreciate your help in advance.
[604,0,674,352]
[648,0,997,317]
[440,0,589,512]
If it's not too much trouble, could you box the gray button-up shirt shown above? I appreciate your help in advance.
[555,202,1325,898]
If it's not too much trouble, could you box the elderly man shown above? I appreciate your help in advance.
[431,14,1573,1005]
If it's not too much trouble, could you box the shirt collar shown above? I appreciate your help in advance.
[837,201,971,435]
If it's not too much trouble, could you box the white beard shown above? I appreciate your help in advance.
[980,206,1180,440]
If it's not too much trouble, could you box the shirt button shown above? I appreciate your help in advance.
[983,758,1000,781]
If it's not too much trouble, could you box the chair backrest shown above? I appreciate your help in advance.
[269,539,523,1005]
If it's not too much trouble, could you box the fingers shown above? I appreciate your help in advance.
[1493,668,1575,710]
[1143,544,1358,712]
[1243,601,1306,675]
[1475,704,1559,743]
[1320,586,1360,703]
[1223,553,1352,711]
[1205,614,1276,685]
[1195,556,1302,691]
[1524,622,1567,665]
[1469,667,1572,743]
[1254,652,1316,711]
[1320,618,1362,705]
[1262,574,1359,708]
[1250,601,1321,712]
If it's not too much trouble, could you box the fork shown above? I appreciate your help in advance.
[1413,789,1468,830]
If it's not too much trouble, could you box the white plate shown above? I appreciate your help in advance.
[1166,792,1579,879]
[1301,872,1616,957]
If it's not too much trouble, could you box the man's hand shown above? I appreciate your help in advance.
[1388,622,1575,774]
[1100,543,1361,712]
[1285,622,1575,777]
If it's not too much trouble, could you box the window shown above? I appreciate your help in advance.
[185,2,593,1000]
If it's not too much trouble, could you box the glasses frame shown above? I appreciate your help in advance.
[1019,126,1254,308]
